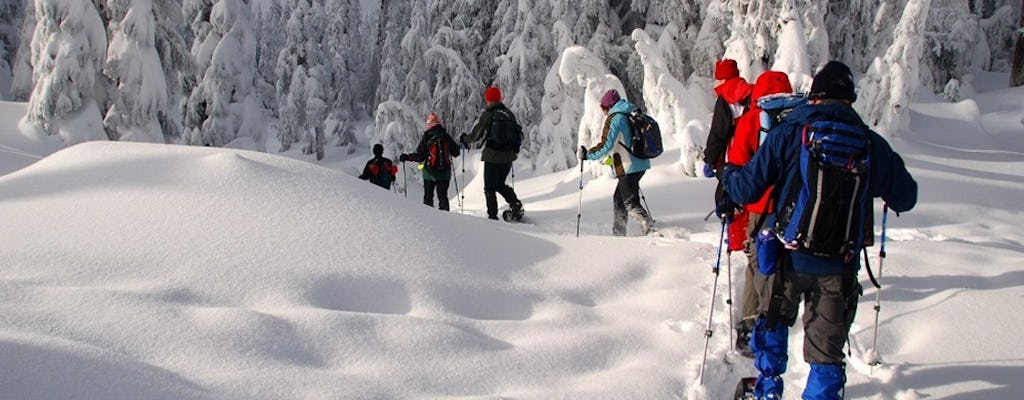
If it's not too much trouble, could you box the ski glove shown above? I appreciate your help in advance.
[577,146,588,160]
[716,195,743,220]
[703,163,716,178]
[459,134,470,149]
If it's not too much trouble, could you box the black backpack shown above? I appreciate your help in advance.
[487,106,523,152]
[775,120,872,259]
[612,109,663,159]
[425,135,452,171]
[369,158,394,188]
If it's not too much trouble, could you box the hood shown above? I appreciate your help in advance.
[608,98,636,115]
[752,71,793,101]
[784,101,866,127]
[714,77,753,104]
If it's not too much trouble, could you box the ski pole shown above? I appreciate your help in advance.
[452,157,462,213]
[402,160,408,198]
[461,145,466,214]
[639,187,654,221]
[576,159,585,237]
[699,215,728,384]
[869,204,889,366]
[726,222,735,352]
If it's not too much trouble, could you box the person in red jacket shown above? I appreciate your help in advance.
[704,59,753,176]
[725,70,794,356]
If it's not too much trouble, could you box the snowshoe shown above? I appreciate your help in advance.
[502,203,525,222]
[736,322,754,359]
[734,377,757,400]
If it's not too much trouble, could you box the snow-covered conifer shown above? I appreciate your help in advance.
[23,0,108,144]
[104,0,168,143]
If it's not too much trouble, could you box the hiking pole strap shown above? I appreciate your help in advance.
[764,255,787,330]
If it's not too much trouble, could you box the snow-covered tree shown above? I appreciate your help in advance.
[104,0,168,143]
[858,0,931,137]
[8,1,35,101]
[184,0,264,148]
[323,0,365,150]
[632,29,708,177]
[275,0,331,159]
[23,0,108,144]
[1013,0,1023,86]
[0,0,25,100]
[771,0,814,92]
[558,45,625,178]
[923,0,988,90]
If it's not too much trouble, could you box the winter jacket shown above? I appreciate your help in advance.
[467,102,521,164]
[722,101,918,275]
[358,156,398,189]
[727,71,793,214]
[407,126,461,182]
[704,77,753,167]
[585,99,651,177]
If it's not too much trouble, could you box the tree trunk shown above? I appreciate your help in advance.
[1011,0,1024,87]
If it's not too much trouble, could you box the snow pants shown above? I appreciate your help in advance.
[611,171,652,236]
[423,178,451,211]
[483,161,520,219]
[752,265,860,400]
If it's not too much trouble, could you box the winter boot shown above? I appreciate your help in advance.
[736,319,755,358]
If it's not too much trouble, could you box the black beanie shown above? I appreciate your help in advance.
[372,144,384,156]
[809,61,857,103]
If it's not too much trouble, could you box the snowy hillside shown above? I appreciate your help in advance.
[1,74,1024,399]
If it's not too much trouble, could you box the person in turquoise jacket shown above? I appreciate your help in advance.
[577,89,655,236]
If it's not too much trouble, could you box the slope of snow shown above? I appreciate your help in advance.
[1,78,1023,399]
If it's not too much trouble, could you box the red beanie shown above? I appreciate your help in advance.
[483,86,502,102]
[425,113,442,130]
[714,59,739,80]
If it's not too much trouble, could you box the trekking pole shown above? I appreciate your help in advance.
[639,187,654,221]
[460,146,466,214]
[402,160,408,198]
[576,160,585,237]
[869,204,889,367]
[726,225,735,352]
[452,158,462,213]
[699,215,728,384]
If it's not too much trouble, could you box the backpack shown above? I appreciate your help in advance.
[775,120,872,260]
[487,107,523,152]
[425,135,452,171]
[614,109,664,159]
[758,93,806,145]
[368,158,395,188]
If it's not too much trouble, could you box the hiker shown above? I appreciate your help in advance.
[358,143,398,190]
[704,58,753,178]
[577,89,655,236]
[399,113,461,211]
[725,70,795,356]
[460,86,524,221]
[720,61,918,400]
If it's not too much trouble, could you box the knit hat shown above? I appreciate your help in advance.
[483,86,502,102]
[600,89,621,111]
[372,143,383,156]
[809,61,857,103]
[425,113,442,130]
[714,59,739,80]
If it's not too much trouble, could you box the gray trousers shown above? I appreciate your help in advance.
[741,212,764,324]
[757,263,860,364]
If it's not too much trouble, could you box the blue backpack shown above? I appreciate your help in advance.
[775,120,872,260]
[613,109,663,159]
[758,94,807,144]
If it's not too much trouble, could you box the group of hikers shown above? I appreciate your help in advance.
[360,60,918,400]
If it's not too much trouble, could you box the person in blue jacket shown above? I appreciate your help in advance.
[577,89,655,236]
[720,61,918,400]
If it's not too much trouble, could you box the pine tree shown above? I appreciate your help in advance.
[9,1,36,102]
[24,0,108,144]
[104,0,168,143]
[0,0,24,100]
[184,0,263,148]
[1009,0,1023,87]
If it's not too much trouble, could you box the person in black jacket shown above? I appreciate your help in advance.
[461,86,524,220]
[704,59,753,177]
[399,113,461,211]
[358,144,398,190]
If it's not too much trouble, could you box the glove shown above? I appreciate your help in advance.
[398,154,409,162]
[716,163,739,183]
[703,163,716,178]
[459,133,470,149]
[577,145,588,160]
[716,193,743,219]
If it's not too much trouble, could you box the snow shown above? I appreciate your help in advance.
[1,71,1024,400]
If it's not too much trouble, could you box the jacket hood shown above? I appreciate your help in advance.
[608,98,636,115]
[752,71,793,101]
[714,77,753,104]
